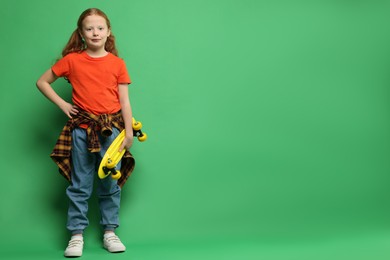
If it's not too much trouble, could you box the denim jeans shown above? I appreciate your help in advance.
[66,127,122,235]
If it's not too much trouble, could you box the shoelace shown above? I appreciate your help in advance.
[105,235,122,244]
[67,239,83,248]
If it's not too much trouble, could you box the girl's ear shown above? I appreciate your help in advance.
[107,29,111,37]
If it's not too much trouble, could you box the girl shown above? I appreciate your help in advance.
[36,8,135,257]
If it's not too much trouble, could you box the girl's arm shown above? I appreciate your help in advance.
[36,69,79,118]
[118,83,134,151]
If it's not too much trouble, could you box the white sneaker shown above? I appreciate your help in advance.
[64,235,84,257]
[103,233,126,253]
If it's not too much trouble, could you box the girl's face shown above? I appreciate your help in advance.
[80,15,111,52]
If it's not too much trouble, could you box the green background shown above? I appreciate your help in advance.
[1,0,390,259]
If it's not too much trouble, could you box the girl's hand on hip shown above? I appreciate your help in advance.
[60,103,79,118]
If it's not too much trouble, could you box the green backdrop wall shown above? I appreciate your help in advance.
[1,0,390,259]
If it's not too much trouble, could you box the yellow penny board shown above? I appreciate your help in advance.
[98,117,148,180]
[98,129,126,180]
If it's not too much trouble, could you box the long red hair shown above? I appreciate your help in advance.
[61,8,118,57]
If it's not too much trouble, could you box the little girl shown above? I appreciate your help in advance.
[36,8,135,257]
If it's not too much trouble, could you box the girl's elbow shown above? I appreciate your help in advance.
[36,79,48,91]
[36,80,41,89]
[36,79,43,90]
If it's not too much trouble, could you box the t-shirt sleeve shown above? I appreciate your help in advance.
[118,59,131,84]
[51,55,71,78]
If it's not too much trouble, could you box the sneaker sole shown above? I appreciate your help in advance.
[104,245,126,253]
[64,251,82,257]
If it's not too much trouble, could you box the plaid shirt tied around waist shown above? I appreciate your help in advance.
[50,109,135,187]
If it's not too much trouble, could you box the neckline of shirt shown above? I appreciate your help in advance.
[81,51,111,61]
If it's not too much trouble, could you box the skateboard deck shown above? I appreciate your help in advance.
[98,117,147,180]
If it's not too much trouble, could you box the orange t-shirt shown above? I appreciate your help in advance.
[52,51,131,115]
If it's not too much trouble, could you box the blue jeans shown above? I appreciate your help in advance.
[66,127,122,235]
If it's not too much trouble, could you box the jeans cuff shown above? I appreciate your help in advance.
[71,230,84,235]
[103,225,118,232]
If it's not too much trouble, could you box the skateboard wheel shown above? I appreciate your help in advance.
[138,133,147,142]
[111,170,121,180]
[133,121,142,131]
